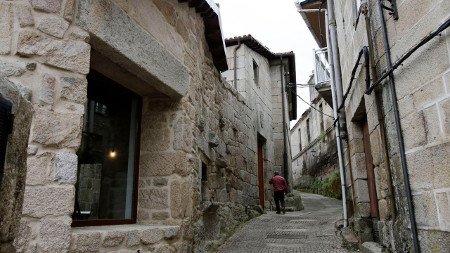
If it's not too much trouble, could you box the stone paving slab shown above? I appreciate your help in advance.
[217,192,351,253]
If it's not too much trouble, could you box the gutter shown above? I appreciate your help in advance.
[233,41,242,89]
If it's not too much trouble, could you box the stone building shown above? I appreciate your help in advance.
[0,1,297,253]
[222,35,297,194]
[290,75,338,190]
[298,0,450,252]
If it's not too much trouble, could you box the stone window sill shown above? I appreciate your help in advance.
[71,224,180,250]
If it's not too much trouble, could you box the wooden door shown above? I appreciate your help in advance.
[257,140,264,209]
[363,121,379,218]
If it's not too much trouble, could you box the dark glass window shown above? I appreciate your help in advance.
[253,59,259,86]
[73,71,141,226]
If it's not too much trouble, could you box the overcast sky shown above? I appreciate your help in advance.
[214,0,320,127]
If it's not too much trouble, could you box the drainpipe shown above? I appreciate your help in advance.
[327,0,346,136]
[324,9,348,227]
[376,0,420,251]
[279,56,289,187]
[233,41,242,89]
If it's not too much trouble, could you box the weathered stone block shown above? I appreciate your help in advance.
[0,59,26,77]
[170,180,192,219]
[26,152,54,185]
[30,0,62,13]
[138,188,168,209]
[413,191,439,229]
[356,202,371,218]
[71,232,101,253]
[354,179,370,203]
[17,30,62,56]
[15,3,34,27]
[67,27,89,42]
[126,230,140,247]
[63,0,75,21]
[435,190,450,231]
[140,228,163,244]
[102,231,125,247]
[22,186,74,217]
[0,2,13,54]
[407,142,450,191]
[31,109,82,149]
[54,151,77,184]
[39,73,56,105]
[440,97,450,137]
[351,153,368,180]
[76,0,189,98]
[152,211,169,221]
[60,76,87,104]
[45,41,90,74]
[139,152,186,176]
[38,217,71,252]
[37,16,69,38]
[401,110,427,150]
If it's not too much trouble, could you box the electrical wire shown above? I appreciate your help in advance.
[286,85,335,119]
[366,16,450,94]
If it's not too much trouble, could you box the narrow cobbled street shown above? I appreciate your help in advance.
[217,192,349,253]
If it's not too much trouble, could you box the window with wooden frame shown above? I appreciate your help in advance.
[72,70,142,226]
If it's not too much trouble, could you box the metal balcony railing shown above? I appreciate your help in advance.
[313,48,331,86]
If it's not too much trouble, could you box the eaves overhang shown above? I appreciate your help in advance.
[295,0,327,48]
[178,0,228,71]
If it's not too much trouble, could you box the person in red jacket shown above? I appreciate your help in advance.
[269,171,288,214]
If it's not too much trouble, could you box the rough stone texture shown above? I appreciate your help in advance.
[54,151,77,184]
[15,3,34,27]
[30,0,62,13]
[170,180,193,219]
[37,16,70,39]
[26,152,54,186]
[45,41,90,74]
[22,186,74,218]
[140,228,163,245]
[0,59,27,77]
[71,232,101,253]
[76,0,189,98]
[38,217,71,252]
[0,77,33,252]
[31,109,83,148]
[102,231,125,247]
[0,2,13,55]
[38,73,56,105]
[63,0,75,21]
[60,76,87,104]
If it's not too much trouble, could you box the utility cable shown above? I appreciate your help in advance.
[286,85,335,118]
[366,16,450,94]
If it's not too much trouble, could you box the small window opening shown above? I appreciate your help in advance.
[306,118,311,143]
[319,103,324,132]
[253,59,259,86]
[298,128,302,151]
[201,162,208,181]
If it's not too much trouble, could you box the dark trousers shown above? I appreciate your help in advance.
[274,190,285,213]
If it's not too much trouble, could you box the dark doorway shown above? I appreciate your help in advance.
[257,139,265,209]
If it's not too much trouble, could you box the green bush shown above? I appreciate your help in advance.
[296,171,342,199]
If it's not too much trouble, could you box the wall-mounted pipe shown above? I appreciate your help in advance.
[233,41,242,90]
[375,0,420,251]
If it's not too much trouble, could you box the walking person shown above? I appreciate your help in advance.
[269,171,288,214]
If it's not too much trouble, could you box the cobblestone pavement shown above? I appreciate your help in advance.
[217,192,349,253]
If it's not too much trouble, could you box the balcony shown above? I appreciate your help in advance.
[313,48,333,106]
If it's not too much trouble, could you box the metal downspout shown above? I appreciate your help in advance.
[376,0,420,251]
[280,56,289,186]
[325,9,348,227]
[233,41,242,89]
[327,0,346,134]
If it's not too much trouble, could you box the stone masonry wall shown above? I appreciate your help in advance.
[290,97,337,188]
[0,0,281,252]
[334,0,450,251]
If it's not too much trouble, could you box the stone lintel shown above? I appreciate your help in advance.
[76,0,189,99]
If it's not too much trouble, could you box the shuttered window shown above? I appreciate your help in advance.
[0,97,13,187]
